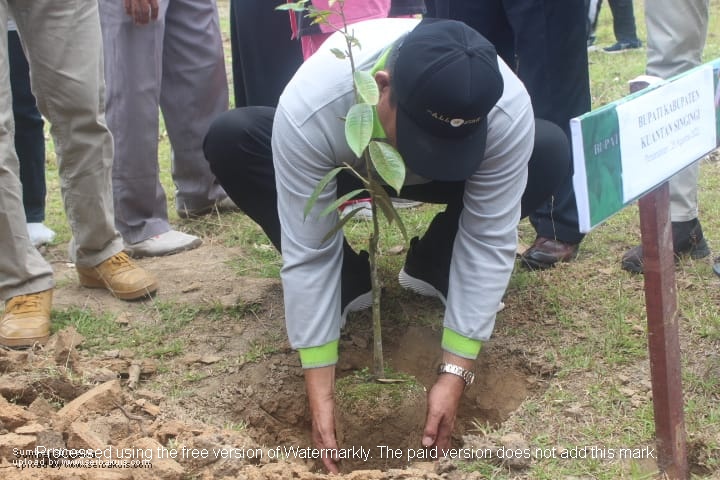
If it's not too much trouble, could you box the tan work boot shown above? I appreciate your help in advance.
[77,252,158,300]
[0,289,53,348]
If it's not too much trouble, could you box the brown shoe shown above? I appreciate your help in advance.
[0,289,52,348]
[521,236,579,270]
[77,252,158,300]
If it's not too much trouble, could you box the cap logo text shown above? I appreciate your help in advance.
[427,110,482,127]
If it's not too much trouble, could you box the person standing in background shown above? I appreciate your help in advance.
[1,0,158,349]
[426,0,592,270]
[585,0,642,52]
[8,20,55,247]
[622,0,711,273]
[230,0,304,108]
[98,0,233,258]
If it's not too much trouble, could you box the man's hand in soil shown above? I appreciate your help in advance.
[422,353,473,450]
[124,0,159,25]
[305,365,340,474]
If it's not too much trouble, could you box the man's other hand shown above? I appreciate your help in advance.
[305,365,340,473]
[422,353,473,450]
[124,0,159,25]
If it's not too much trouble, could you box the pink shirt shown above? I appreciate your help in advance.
[300,0,392,59]
[312,0,390,33]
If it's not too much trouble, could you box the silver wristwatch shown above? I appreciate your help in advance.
[437,362,475,389]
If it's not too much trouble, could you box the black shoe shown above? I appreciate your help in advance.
[603,40,642,53]
[399,236,506,311]
[621,218,711,273]
[341,250,372,324]
[398,237,449,305]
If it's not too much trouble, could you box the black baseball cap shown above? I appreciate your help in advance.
[392,19,504,181]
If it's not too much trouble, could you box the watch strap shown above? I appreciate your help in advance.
[437,362,475,389]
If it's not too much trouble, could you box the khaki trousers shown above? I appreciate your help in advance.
[646,0,709,221]
[0,0,123,300]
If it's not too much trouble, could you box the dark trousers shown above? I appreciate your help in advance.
[229,0,303,108]
[9,30,46,223]
[432,0,592,244]
[203,107,571,270]
[586,0,601,42]
[607,0,640,44]
[586,0,640,44]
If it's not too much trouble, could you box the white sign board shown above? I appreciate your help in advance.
[617,66,717,202]
[571,58,720,232]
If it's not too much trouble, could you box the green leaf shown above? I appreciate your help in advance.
[319,188,367,217]
[345,103,374,158]
[275,1,308,12]
[354,71,379,105]
[329,48,347,59]
[368,141,405,195]
[369,183,409,242]
[304,166,345,219]
[310,11,332,25]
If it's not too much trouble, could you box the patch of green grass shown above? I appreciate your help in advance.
[205,301,264,321]
[182,370,208,383]
[222,220,282,277]
[556,344,595,372]
[51,307,122,349]
[224,420,248,432]
[149,338,185,359]
[600,315,646,365]
[458,461,502,477]
[167,383,193,400]
[336,367,424,410]
[52,301,206,358]
[236,328,286,365]
[148,301,201,327]
[237,342,275,364]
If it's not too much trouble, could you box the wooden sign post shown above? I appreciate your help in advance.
[638,182,688,478]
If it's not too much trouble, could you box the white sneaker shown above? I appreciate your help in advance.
[339,198,373,220]
[124,230,202,258]
[27,223,56,247]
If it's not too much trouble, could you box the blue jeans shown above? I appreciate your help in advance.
[8,30,46,223]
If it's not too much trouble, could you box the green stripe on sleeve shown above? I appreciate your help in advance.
[298,340,339,368]
[441,328,482,359]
